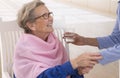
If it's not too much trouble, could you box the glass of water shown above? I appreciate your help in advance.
[64,28,75,43]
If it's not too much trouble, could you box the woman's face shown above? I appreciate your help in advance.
[28,5,54,34]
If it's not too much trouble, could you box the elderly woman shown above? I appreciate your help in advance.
[13,0,102,78]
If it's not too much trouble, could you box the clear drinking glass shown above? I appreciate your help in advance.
[64,28,75,43]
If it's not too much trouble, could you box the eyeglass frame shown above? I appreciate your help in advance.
[33,12,53,20]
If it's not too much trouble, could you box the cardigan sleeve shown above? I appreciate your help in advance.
[37,61,84,78]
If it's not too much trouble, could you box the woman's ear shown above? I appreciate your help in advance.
[26,22,36,31]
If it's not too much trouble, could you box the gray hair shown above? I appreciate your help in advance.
[17,0,45,33]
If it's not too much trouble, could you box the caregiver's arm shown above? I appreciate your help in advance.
[64,31,120,49]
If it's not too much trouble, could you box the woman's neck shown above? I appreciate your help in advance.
[32,32,49,41]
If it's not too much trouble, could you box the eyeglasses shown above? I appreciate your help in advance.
[34,12,53,20]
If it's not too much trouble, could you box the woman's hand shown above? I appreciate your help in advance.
[70,52,102,69]
[77,66,93,75]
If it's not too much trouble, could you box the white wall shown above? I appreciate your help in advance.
[55,0,118,16]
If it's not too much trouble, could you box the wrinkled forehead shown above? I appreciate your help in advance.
[33,5,49,16]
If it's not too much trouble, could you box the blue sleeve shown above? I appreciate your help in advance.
[97,2,120,49]
[97,30,120,49]
[99,44,120,65]
[37,61,84,78]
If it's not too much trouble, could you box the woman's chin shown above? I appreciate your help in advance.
[50,27,54,32]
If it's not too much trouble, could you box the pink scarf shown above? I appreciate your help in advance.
[13,33,68,78]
